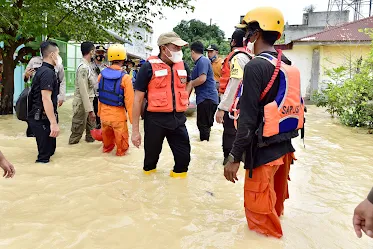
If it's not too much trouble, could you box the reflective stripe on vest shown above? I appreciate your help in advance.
[256,52,304,137]
[147,56,189,113]
[219,47,250,94]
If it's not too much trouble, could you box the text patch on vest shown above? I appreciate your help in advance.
[282,105,301,115]
[177,70,188,84]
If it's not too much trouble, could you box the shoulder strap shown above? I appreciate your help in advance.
[259,49,283,101]
[77,62,92,78]
[228,49,252,62]
[76,62,83,72]
[256,53,276,61]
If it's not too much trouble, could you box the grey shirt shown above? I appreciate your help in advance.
[90,60,107,91]
[218,53,251,112]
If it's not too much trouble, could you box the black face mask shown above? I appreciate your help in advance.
[95,54,105,62]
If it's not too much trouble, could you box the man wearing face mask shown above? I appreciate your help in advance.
[215,29,252,165]
[28,41,61,163]
[69,42,96,145]
[125,60,137,86]
[132,31,192,178]
[91,45,108,129]
[224,7,304,238]
[189,41,219,142]
[23,46,66,137]
[206,44,223,91]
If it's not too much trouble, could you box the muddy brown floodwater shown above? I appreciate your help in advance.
[0,100,373,249]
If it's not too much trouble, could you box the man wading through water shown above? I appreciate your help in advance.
[224,7,305,238]
[215,29,252,165]
[91,45,108,129]
[69,42,96,144]
[132,32,192,178]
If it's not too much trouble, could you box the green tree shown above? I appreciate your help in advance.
[303,4,316,13]
[0,0,193,114]
[173,19,230,69]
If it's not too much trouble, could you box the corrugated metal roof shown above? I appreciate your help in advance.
[295,16,373,42]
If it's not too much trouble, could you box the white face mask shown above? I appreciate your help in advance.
[166,47,183,63]
[52,52,62,67]
[246,42,255,54]
[57,55,63,66]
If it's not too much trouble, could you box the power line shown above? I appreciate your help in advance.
[327,0,372,25]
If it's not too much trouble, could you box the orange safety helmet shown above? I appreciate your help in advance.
[90,128,103,141]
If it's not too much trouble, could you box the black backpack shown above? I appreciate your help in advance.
[15,87,31,121]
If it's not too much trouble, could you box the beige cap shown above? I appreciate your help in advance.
[235,24,247,29]
[157,32,188,47]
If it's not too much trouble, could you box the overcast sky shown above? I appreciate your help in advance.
[150,0,330,53]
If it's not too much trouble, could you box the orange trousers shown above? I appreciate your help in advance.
[101,121,129,156]
[244,153,295,238]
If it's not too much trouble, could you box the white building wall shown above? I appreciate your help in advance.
[282,45,314,97]
[124,23,153,59]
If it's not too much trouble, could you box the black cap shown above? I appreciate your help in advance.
[231,29,246,47]
[232,29,246,41]
[205,44,219,52]
[96,45,106,52]
[125,60,135,66]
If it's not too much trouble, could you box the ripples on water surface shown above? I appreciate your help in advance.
[0,101,372,249]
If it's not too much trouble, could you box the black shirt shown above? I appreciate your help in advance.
[28,62,59,119]
[231,51,295,169]
[134,60,191,130]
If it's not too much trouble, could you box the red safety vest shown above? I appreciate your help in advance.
[147,56,189,113]
[219,47,250,94]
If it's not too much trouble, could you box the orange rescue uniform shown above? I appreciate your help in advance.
[98,65,134,156]
[244,52,303,238]
[211,57,223,83]
[244,153,295,238]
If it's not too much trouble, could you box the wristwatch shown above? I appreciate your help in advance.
[228,153,240,163]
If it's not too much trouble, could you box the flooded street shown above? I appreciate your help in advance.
[0,99,373,249]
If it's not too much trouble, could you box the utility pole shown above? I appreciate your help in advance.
[370,0,372,16]
[209,18,212,49]
[42,12,47,41]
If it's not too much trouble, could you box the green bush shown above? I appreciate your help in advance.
[312,57,373,128]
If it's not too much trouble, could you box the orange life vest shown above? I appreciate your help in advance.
[147,56,189,113]
[256,50,305,147]
[219,47,250,94]
[211,57,223,82]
